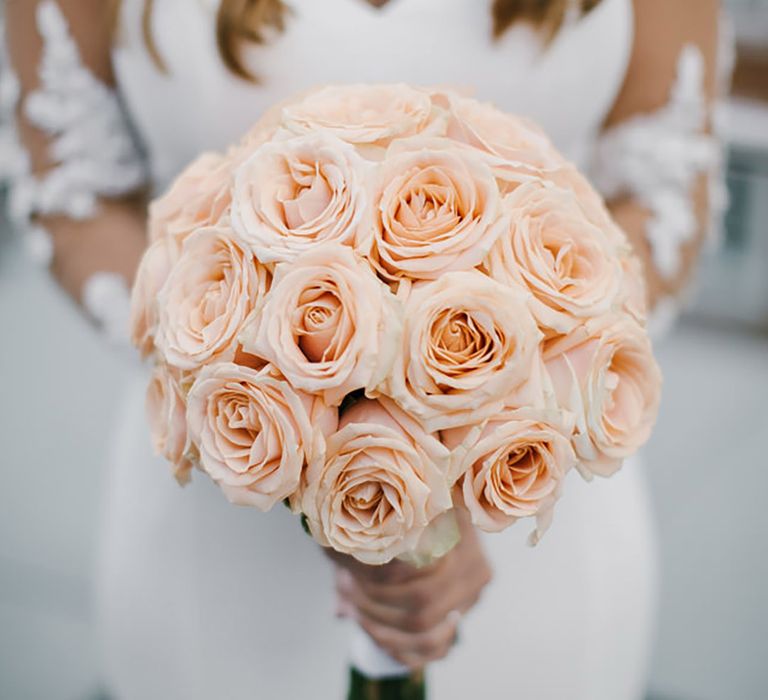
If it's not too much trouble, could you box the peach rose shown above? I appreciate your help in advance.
[155,225,271,370]
[231,132,372,264]
[544,165,630,250]
[442,408,576,542]
[145,363,195,485]
[383,270,542,432]
[149,152,232,245]
[130,235,178,358]
[282,84,438,150]
[302,397,452,565]
[440,93,564,188]
[487,180,623,335]
[544,316,662,477]
[240,244,402,406]
[370,138,504,280]
[186,363,338,511]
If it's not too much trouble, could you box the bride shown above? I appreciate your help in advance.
[4,0,723,697]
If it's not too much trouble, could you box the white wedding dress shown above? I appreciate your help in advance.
[94,1,660,699]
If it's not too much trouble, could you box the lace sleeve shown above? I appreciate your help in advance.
[589,1,732,335]
[1,0,147,345]
[592,44,728,279]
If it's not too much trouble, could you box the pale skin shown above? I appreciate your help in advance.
[6,0,720,671]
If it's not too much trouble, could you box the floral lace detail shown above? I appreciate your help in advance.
[1,1,146,343]
[1,12,54,266]
[591,44,722,281]
[16,1,146,221]
[709,10,736,249]
[0,39,26,184]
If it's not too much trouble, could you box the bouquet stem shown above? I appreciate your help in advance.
[347,667,426,700]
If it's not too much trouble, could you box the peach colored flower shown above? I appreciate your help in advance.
[487,180,623,335]
[442,408,575,541]
[544,165,630,250]
[186,363,337,511]
[149,152,232,245]
[155,225,271,370]
[440,93,564,189]
[371,138,504,280]
[231,132,372,264]
[282,84,437,149]
[382,270,542,432]
[130,235,178,358]
[241,244,402,406]
[544,316,662,477]
[302,397,452,565]
[145,363,195,485]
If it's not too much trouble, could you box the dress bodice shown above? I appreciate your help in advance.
[112,0,633,190]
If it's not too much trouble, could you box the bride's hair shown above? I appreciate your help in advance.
[120,0,603,81]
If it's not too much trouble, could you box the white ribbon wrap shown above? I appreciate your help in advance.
[349,622,410,679]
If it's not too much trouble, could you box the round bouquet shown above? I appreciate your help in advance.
[130,83,662,698]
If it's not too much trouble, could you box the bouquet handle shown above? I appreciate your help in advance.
[349,622,409,678]
[347,622,425,700]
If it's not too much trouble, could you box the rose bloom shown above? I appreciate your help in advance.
[439,92,564,189]
[282,83,437,150]
[231,132,372,264]
[487,180,624,336]
[130,235,178,358]
[544,164,630,250]
[442,408,576,542]
[371,138,505,280]
[302,397,452,565]
[241,244,402,407]
[544,315,662,477]
[187,363,337,511]
[148,152,232,245]
[383,270,542,432]
[145,363,195,485]
[155,225,271,370]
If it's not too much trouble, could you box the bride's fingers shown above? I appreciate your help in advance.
[345,552,489,607]
[327,549,441,585]
[332,507,492,643]
[345,555,455,604]
[357,611,459,668]
[336,570,405,625]
[395,632,460,670]
[339,569,477,634]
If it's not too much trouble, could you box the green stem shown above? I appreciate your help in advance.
[346,667,426,700]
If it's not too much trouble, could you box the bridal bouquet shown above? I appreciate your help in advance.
[130,83,661,699]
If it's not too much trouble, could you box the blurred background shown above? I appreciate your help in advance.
[1,1,767,699]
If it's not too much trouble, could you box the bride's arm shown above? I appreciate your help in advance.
[597,0,723,311]
[5,0,147,311]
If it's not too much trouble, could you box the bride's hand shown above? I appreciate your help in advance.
[329,507,492,669]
